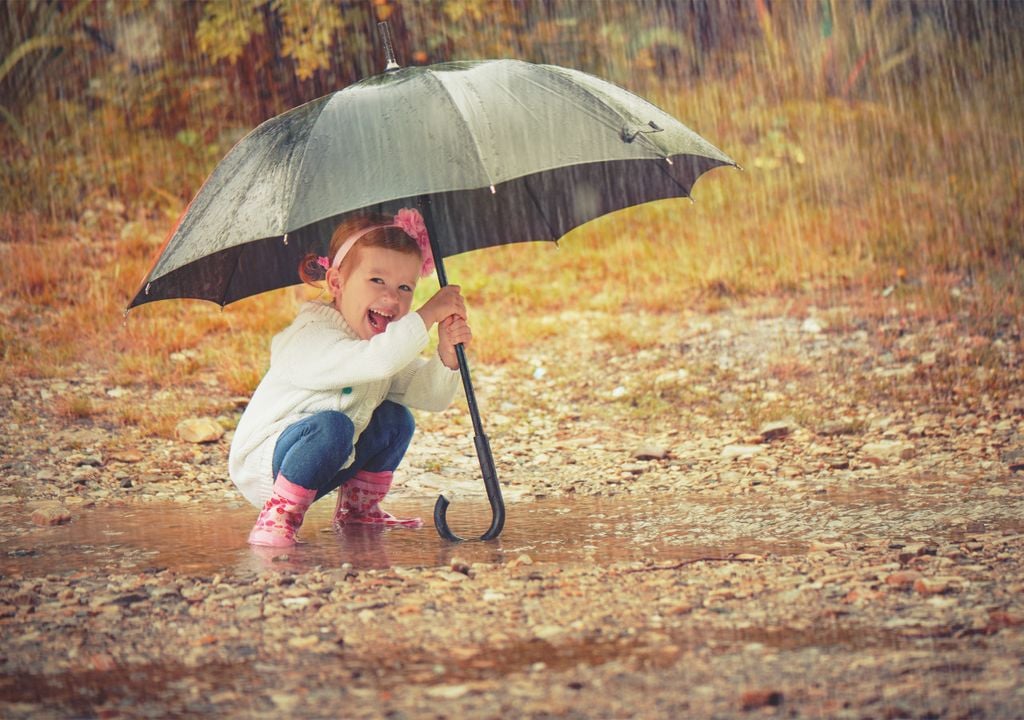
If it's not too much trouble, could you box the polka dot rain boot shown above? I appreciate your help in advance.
[332,470,422,529]
[248,474,317,547]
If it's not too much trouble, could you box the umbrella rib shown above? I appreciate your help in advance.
[282,95,337,233]
[422,68,497,188]
[219,245,245,306]
[657,156,694,197]
[521,175,562,241]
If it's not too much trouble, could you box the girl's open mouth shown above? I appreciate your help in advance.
[367,308,393,333]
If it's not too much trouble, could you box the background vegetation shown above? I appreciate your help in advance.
[1,0,1022,434]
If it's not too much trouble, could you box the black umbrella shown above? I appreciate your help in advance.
[129,26,737,541]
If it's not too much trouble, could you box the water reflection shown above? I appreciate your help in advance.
[2,487,1021,577]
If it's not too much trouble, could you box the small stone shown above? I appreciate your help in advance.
[287,635,319,649]
[30,502,72,526]
[898,543,936,563]
[176,418,225,444]
[740,688,784,710]
[269,693,300,711]
[818,420,858,436]
[109,450,144,463]
[72,454,103,467]
[427,684,471,700]
[758,421,791,441]
[861,441,914,463]
[824,456,850,469]
[721,444,763,460]
[913,578,950,595]
[810,540,846,552]
[532,624,564,640]
[801,317,823,333]
[634,444,669,461]
[885,570,923,587]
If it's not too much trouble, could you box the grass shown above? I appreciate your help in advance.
[1,47,1022,438]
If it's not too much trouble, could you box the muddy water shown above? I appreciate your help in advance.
[4,483,1018,576]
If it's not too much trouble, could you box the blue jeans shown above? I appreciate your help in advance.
[271,402,415,501]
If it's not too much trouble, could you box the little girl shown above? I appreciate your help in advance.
[229,208,471,547]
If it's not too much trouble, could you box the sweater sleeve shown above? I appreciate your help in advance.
[387,354,462,411]
[271,306,430,392]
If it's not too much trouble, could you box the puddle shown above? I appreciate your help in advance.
[2,487,1020,577]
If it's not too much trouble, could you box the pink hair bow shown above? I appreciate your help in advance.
[393,208,435,278]
[322,208,435,278]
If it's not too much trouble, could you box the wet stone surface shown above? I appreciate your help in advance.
[2,301,1023,717]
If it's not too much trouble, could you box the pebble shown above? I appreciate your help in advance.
[861,441,916,463]
[885,570,923,587]
[3,299,1023,719]
[721,444,763,460]
[29,502,72,526]
[633,444,670,461]
[758,421,791,441]
[818,420,858,436]
[427,684,472,700]
[175,418,225,444]
[740,688,784,710]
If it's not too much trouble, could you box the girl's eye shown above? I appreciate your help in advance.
[370,277,384,285]
[399,284,413,293]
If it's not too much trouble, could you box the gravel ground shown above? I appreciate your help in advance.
[2,298,1023,718]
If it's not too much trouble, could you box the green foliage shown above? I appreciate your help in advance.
[0,0,91,142]
[275,0,345,80]
[196,0,348,81]
[195,0,265,64]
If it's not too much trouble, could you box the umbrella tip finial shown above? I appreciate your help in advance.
[377,21,401,72]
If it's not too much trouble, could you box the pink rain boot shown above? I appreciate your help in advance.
[248,474,317,547]
[333,470,422,529]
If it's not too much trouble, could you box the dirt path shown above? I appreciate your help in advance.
[2,299,1023,718]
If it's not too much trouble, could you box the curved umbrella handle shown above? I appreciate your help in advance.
[433,427,505,542]
[418,196,506,542]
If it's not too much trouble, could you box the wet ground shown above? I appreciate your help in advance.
[2,301,1023,717]
[3,484,1022,577]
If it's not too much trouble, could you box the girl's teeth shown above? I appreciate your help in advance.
[368,309,391,330]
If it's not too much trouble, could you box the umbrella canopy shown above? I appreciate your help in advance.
[129,58,735,308]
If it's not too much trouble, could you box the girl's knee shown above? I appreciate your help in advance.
[380,402,415,441]
[309,411,355,465]
[312,410,354,439]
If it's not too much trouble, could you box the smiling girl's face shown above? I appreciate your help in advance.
[327,245,421,340]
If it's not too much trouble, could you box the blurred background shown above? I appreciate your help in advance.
[1,0,1021,431]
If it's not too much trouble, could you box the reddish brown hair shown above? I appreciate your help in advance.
[298,213,423,288]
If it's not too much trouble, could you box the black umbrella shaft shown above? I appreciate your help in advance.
[420,200,504,541]
[430,259,484,434]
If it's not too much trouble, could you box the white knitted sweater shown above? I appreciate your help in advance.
[228,301,460,507]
